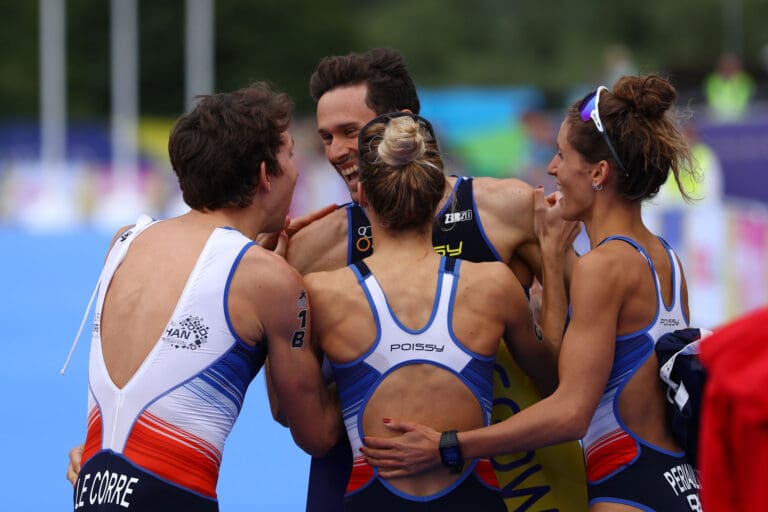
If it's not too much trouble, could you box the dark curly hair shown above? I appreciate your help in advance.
[309,47,420,115]
[168,81,293,211]
[566,75,695,202]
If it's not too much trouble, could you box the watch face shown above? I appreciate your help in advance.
[441,446,462,465]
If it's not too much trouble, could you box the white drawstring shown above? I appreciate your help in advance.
[59,216,154,375]
[60,276,100,375]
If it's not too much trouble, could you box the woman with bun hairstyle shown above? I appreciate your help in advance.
[362,76,702,511]
[304,112,559,511]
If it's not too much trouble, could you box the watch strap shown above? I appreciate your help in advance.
[439,430,464,474]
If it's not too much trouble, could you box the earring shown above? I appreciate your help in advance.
[592,182,603,191]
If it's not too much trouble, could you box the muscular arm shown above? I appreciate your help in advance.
[263,358,288,426]
[286,207,349,275]
[471,177,540,285]
[474,177,578,288]
[263,208,349,427]
[235,250,341,456]
[497,267,558,397]
[533,189,581,347]
[458,253,619,458]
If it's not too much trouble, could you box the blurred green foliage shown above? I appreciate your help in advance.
[1,0,766,119]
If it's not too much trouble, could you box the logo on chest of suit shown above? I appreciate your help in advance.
[390,343,445,352]
[443,209,473,225]
[434,240,463,257]
[162,316,210,350]
[660,318,681,327]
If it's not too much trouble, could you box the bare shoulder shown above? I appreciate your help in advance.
[570,244,629,297]
[287,206,349,274]
[452,260,530,352]
[461,259,517,282]
[304,266,365,348]
[303,269,334,295]
[457,259,522,303]
[100,224,136,263]
[240,244,304,295]
[304,267,358,309]
[472,176,535,220]
[465,177,537,269]
[567,243,638,338]
[226,245,306,345]
[109,224,135,247]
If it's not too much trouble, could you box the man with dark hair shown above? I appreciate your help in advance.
[66,82,341,510]
[287,48,586,512]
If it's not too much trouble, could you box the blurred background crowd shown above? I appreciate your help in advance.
[1,1,767,508]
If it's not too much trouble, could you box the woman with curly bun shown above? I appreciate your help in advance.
[362,76,702,511]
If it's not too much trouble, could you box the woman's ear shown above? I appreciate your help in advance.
[591,160,612,189]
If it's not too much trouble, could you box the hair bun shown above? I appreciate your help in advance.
[378,116,426,167]
[613,74,676,120]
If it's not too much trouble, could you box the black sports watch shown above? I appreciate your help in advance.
[439,430,464,474]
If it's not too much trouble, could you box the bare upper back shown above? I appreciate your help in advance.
[100,218,219,388]
[596,234,688,335]
[307,255,517,366]
[306,255,542,494]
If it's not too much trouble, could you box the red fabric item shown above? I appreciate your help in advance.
[699,306,768,512]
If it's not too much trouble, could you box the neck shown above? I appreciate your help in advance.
[368,222,436,264]
[438,176,456,210]
[584,195,646,248]
[185,206,270,240]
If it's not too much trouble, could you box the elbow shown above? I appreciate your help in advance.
[531,361,559,398]
[559,404,592,440]
[290,413,341,457]
[534,371,558,398]
[270,404,289,428]
[568,419,590,441]
[293,427,339,458]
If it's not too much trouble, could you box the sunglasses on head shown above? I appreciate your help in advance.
[578,86,627,173]
[357,111,436,162]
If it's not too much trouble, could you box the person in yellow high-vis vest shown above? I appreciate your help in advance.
[705,53,755,122]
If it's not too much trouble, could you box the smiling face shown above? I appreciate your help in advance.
[316,83,377,203]
[547,120,598,221]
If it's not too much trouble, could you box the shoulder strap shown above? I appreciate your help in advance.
[443,256,458,275]
[597,234,659,287]
[60,215,157,375]
[352,259,372,279]
[597,234,641,251]
[346,203,373,264]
